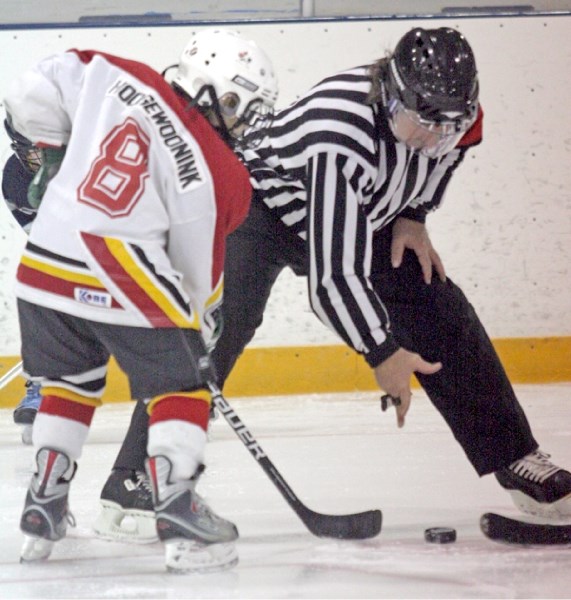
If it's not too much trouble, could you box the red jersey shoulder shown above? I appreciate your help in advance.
[168,96,251,234]
[68,49,168,92]
[457,105,484,148]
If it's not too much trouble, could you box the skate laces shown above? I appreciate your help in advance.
[19,381,42,410]
[193,493,215,518]
[123,471,153,500]
[133,471,153,497]
[191,491,230,527]
[509,450,561,483]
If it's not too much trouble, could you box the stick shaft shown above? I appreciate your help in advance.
[208,382,382,540]
[209,384,304,509]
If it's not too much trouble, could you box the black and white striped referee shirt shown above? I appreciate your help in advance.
[241,65,482,368]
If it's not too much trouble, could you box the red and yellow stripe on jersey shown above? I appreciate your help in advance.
[17,241,124,309]
[17,237,199,329]
[80,232,199,329]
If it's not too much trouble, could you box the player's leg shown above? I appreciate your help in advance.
[211,198,305,384]
[3,156,44,444]
[17,300,108,562]
[93,400,156,543]
[94,200,303,543]
[371,225,571,517]
[146,394,238,573]
[99,324,239,572]
[13,379,42,445]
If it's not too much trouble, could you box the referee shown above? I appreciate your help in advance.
[103,26,571,528]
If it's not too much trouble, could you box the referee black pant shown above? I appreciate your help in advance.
[116,200,537,476]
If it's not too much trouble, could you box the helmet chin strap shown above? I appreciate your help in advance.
[172,83,235,146]
[161,64,178,80]
[170,81,270,150]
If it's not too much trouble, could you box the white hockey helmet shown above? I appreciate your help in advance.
[172,29,278,140]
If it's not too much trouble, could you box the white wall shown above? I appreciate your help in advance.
[0,15,570,355]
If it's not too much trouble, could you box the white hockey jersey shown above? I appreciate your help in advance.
[4,49,251,344]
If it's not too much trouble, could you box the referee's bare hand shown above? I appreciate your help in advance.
[374,349,442,428]
[390,217,447,284]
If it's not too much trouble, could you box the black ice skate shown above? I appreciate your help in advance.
[93,469,157,544]
[495,449,571,518]
[146,455,239,573]
[20,448,76,562]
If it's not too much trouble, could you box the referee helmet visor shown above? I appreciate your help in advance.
[386,97,475,158]
[384,27,479,157]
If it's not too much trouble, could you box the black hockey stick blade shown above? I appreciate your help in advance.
[262,456,381,539]
[481,512,571,545]
[209,383,382,540]
[295,502,382,540]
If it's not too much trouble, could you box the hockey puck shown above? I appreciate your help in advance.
[424,527,457,544]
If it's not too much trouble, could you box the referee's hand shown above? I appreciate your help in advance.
[374,348,442,428]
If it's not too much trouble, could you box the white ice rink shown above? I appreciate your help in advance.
[1,384,570,599]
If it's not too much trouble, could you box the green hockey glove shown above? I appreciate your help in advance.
[27,146,67,209]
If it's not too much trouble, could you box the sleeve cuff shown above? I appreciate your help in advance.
[364,337,401,368]
[398,206,427,223]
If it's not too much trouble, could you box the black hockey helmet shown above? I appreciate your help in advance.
[4,116,42,174]
[386,27,479,125]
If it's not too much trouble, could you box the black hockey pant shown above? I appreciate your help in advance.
[115,201,537,476]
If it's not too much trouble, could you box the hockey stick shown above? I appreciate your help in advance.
[0,360,23,391]
[208,382,382,540]
[481,512,571,545]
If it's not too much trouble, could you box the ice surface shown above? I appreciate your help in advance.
[1,384,570,599]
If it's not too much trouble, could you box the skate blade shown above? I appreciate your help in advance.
[20,535,54,562]
[510,490,571,519]
[21,425,33,446]
[165,539,238,574]
[93,504,158,544]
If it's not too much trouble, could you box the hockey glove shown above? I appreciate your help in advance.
[203,303,224,352]
[27,145,67,209]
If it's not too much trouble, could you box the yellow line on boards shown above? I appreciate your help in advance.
[0,337,570,407]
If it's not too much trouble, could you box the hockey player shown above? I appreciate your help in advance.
[93,26,571,540]
[2,118,42,232]
[3,29,278,571]
[2,119,43,443]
